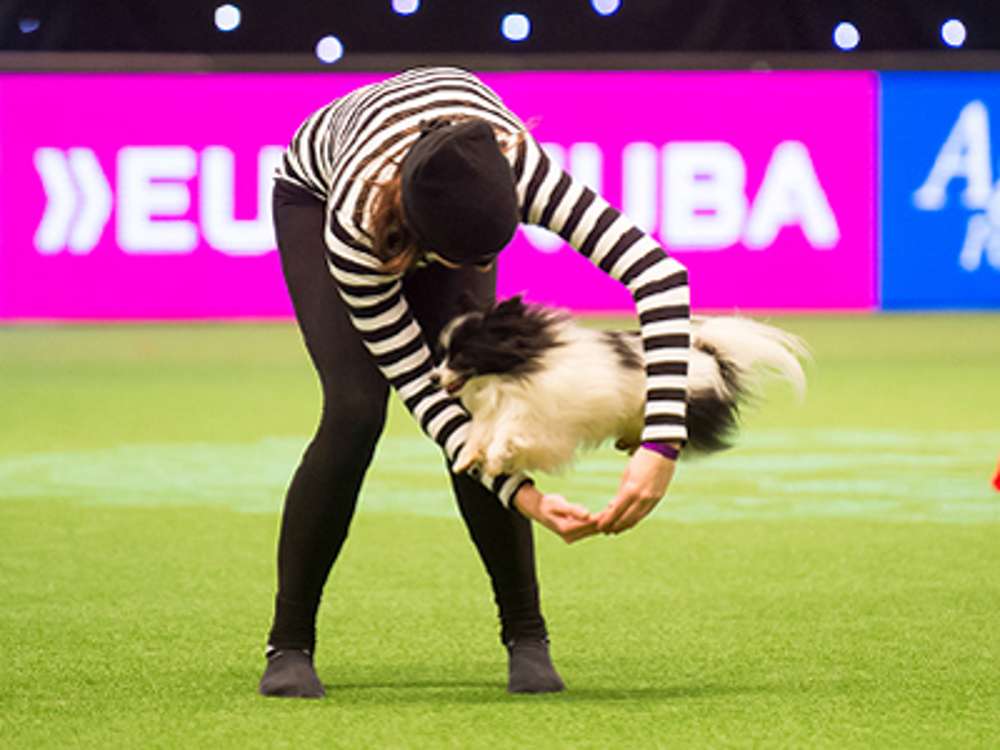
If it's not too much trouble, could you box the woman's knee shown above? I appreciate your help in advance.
[317,392,387,453]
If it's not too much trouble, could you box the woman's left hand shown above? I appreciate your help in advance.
[594,445,678,534]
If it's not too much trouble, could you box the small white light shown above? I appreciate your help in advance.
[941,18,967,48]
[392,0,420,15]
[833,21,860,51]
[591,0,621,16]
[315,35,344,64]
[501,13,531,42]
[214,4,241,33]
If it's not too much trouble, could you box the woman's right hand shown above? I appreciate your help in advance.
[512,483,599,544]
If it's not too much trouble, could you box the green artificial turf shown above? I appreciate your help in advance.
[1,314,998,748]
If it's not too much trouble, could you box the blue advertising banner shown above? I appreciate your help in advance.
[882,72,1000,309]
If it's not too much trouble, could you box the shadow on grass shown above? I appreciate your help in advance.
[555,682,791,703]
[300,679,791,706]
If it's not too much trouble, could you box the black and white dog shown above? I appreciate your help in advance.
[434,296,808,476]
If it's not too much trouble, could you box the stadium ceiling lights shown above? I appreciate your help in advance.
[501,13,532,42]
[200,3,980,58]
[315,35,344,64]
[392,0,421,15]
[941,18,967,48]
[833,21,860,51]
[591,0,621,16]
[214,4,241,33]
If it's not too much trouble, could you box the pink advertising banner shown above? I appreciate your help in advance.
[0,70,877,320]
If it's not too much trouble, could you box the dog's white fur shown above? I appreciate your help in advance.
[438,309,808,477]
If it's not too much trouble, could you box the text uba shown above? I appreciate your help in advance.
[34,140,841,257]
[525,140,840,253]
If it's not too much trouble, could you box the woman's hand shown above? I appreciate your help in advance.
[513,483,599,544]
[594,444,678,534]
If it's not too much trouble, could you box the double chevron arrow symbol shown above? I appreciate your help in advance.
[34,148,113,254]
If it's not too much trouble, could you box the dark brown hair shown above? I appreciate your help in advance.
[369,168,422,276]
[368,120,527,275]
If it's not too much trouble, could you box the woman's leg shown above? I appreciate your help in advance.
[405,265,563,693]
[260,182,389,697]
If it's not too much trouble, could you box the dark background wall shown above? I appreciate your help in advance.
[2,0,997,54]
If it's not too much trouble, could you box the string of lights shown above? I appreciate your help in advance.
[1,1,996,61]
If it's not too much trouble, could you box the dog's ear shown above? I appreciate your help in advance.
[494,295,527,316]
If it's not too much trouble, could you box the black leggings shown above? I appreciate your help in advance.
[267,180,544,651]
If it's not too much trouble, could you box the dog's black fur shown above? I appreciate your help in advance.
[435,295,807,475]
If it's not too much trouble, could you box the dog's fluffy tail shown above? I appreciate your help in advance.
[686,317,808,454]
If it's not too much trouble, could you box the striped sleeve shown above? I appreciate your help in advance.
[517,136,690,444]
[322,208,529,507]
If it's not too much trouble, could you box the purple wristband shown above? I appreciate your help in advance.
[641,441,681,461]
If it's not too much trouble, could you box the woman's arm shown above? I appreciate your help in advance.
[514,136,690,532]
[595,443,680,534]
[322,216,533,508]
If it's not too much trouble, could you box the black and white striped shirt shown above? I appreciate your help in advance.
[276,66,690,507]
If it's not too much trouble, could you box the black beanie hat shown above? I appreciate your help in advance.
[400,119,520,264]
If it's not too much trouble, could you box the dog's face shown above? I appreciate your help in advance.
[433,296,560,396]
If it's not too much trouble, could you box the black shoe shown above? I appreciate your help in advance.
[258,648,326,698]
[506,637,566,694]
